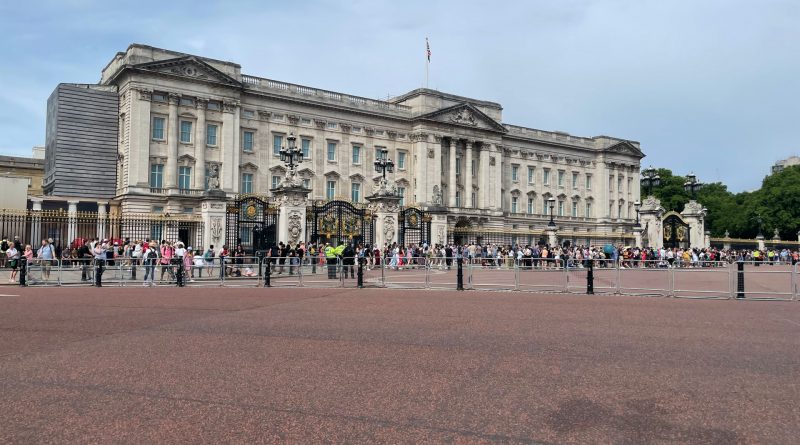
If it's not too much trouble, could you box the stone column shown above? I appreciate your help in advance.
[221,100,239,192]
[200,189,227,251]
[638,196,664,249]
[492,144,503,211]
[448,138,457,207]
[367,193,402,249]
[271,183,311,247]
[680,200,706,249]
[633,225,643,248]
[129,88,152,188]
[67,200,79,246]
[96,202,108,241]
[195,99,207,190]
[464,140,473,208]
[165,93,180,189]
[30,198,43,246]
[478,143,488,209]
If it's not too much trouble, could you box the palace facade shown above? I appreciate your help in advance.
[51,44,645,246]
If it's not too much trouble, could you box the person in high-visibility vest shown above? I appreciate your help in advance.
[324,243,337,279]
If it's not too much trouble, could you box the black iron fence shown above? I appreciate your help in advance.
[0,209,203,252]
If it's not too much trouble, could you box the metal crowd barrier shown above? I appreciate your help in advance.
[8,254,798,301]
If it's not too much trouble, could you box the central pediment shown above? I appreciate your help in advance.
[132,56,242,87]
[416,103,507,133]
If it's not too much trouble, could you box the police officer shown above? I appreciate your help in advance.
[324,242,337,279]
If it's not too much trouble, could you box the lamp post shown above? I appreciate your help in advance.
[641,166,661,197]
[634,200,641,227]
[547,197,556,228]
[683,173,703,200]
[374,148,395,180]
[279,132,303,178]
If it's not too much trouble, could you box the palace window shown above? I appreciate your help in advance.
[456,158,461,175]
[149,164,163,188]
[586,202,592,217]
[326,180,336,200]
[572,201,578,217]
[471,192,476,208]
[272,134,282,155]
[180,121,192,143]
[241,173,253,193]
[558,200,564,216]
[206,124,217,146]
[302,178,311,189]
[352,145,361,164]
[180,97,194,107]
[586,173,592,190]
[152,117,165,140]
[178,166,191,190]
[455,191,461,207]
[242,109,255,119]
[398,151,406,169]
[327,142,337,161]
[609,175,614,191]
[327,122,337,129]
[152,92,167,103]
[398,186,406,205]
[375,147,386,160]
[528,166,535,184]
[557,170,565,187]
[471,159,476,176]
[511,196,519,213]
[301,138,311,159]
[511,165,519,181]
[272,175,281,190]
[627,177,633,195]
[572,172,579,189]
[527,197,534,214]
[618,175,623,193]
[351,182,361,202]
[543,168,550,185]
[242,131,254,152]
[207,101,220,111]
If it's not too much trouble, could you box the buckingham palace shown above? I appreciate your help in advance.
[44,44,644,248]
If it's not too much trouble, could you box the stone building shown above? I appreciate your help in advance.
[0,147,45,209]
[60,44,644,246]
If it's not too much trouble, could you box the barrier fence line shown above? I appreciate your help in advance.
[9,256,798,301]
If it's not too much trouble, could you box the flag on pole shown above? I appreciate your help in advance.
[426,38,431,62]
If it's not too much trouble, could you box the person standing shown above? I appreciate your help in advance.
[6,243,19,283]
[143,246,157,287]
[324,243,337,279]
[93,241,106,287]
[37,239,57,282]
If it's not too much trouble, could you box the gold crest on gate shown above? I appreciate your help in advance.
[245,204,258,219]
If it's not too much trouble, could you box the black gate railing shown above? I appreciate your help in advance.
[226,196,278,253]
[398,207,431,247]
[306,200,374,247]
[663,213,690,249]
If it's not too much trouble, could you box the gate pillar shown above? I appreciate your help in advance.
[639,196,664,249]
[367,183,401,249]
[680,200,707,248]
[426,204,448,247]
[201,189,227,250]
[272,183,311,247]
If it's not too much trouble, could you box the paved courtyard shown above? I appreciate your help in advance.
[0,287,798,443]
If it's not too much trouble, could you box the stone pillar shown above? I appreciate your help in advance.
[165,93,180,189]
[367,191,402,249]
[756,234,765,251]
[491,144,503,211]
[129,88,153,188]
[96,202,108,241]
[705,230,712,248]
[633,225,643,248]
[680,200,706,249]
[30,198,43,246]
[271,184,311,247]
[201,190,227,251]
[464,140,473,208]
[411,132,429,204]
[478,143,488,209]
[638,196,664,249]
[195,99,207,190]
[546,226,558,247]
[448,138,457,207]
[67,200,79,246]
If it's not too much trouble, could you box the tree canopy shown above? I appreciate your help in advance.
[643,166,800,239]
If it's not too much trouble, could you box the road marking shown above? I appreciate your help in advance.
[0,294,20,297]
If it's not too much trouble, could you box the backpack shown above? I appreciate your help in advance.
[204,249,213,260]
[1,240,8,251]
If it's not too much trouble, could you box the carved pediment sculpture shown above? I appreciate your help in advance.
[450,108,477,126]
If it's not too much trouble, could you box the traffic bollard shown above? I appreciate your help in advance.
[264,258,271,287]
[457,257,464,291]
[19,257,27,287]
[736,261,745,299]
[357,259,364,288]
[587,259,594,295]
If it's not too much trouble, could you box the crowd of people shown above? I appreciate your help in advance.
[2,234,800,286]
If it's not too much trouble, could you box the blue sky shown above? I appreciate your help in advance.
[1,0,798,192]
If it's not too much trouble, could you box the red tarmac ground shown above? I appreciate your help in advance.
[1,287,798,444]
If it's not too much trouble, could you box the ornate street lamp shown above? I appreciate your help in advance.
[641,166,661,196]
[634,200,641,227]
[374,148,395,180]
[683,173,703,200]
[547,197,557,228]
[279,132,303,177]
